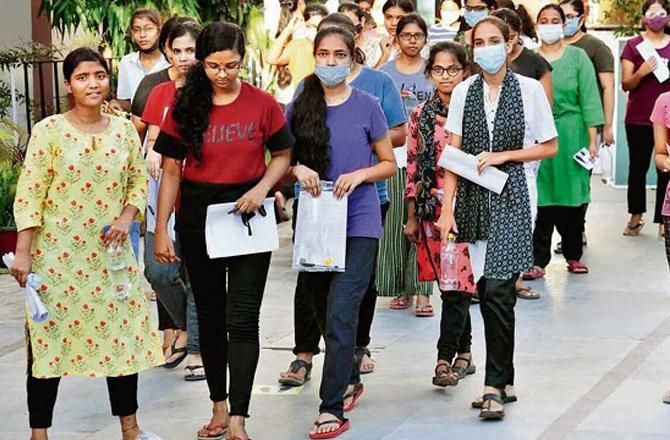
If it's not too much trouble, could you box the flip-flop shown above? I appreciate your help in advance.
[415,304,434,317]
[390,296,412,310]
[163,342,187,369]
[308,417,350,439]
[516,286,541,300]
[278,359,312,387]
[184,365,206,382]
[567,260,589,274]
[471,391,517,409]
[623,220,645,236]
[343,382,364,412]
[354,347,375,375]
[522,266,545,280]
[197,423,227,440]
[479,393,505,420]
[452,355,476,380]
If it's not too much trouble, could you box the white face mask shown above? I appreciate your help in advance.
[441,10,461,26]
[537,24,564,44]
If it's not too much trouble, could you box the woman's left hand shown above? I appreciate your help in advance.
[236,186,267,213]
[476,152,508,173]
[333,170,366,199]
[101,215,132,249]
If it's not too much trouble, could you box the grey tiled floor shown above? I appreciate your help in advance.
[1,180,669,439]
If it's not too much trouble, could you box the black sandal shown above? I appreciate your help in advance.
[452,355,476,380]
[479,393,505,420]
[163,341,187,369]
[278,359,312,387]
[354,347,375,374]
[472,390,517,409]
[432,362,458,387]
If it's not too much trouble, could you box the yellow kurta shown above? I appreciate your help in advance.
[14,114,163,378]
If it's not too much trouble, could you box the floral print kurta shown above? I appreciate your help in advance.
[14,114,163,378]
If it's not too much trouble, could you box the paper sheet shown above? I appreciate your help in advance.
[2,253,49,323]
[573,147,595,171]
[293,183,348,272]
[205,198,279,258]
[636,39,670,83]
[393,146,408,169]
[437,145,509,194]
[146,172,176,241]
[467,241,487,282]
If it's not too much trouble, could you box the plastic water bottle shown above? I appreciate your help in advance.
[439,234,459,291]
[103,226,130,300]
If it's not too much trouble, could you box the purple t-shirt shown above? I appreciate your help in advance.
[621,35,670,126]
[287,88,389,238]
[650,92,670,216]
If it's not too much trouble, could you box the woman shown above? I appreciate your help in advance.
[10,47,163,440]
[428,0,462,45]
[459,0,498,46]
[379,14,436,316]
[287,26,396,438]
[403,41,478,388]
[153,22,294,440]
[651,92,670,268]
[112,8,170,112]
[497,0,538,49]
[278,13,407,385]
[437,16,557,419]
[526,4,603,278]
[141,22,205,381]
[621,0,670,238]
[370,0,415,67]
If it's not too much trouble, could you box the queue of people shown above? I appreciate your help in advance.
[7,1,670,439]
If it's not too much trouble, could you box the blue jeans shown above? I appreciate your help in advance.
[144,232,200,354]
[301,237,378,419]
[130,221,140,261]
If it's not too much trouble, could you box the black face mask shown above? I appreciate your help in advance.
[227,205,268,236]
[138,41,159,54]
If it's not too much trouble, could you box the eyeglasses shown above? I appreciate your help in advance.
[645,11,668,18]
[131,26,158,35]
[465,6,488,12]
[398,32,426,41]
[204,62,242,75]
[431,65,464,77]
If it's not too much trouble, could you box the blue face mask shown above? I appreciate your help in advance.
[464,8,488,28]
[473,44,507,74]
[563,17,581,37]
[314,64,350,87]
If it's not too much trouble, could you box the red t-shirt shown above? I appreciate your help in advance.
[156,81,292,184]
[142,80,177,127]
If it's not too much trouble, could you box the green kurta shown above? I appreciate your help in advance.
[537,45,604,207]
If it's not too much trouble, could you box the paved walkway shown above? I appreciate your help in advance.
[1,180,670,439]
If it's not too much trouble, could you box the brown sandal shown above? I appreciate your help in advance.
[432,362,459,387]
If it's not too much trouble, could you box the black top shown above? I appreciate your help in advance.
[510,47,552,81]
[131,68,172,118]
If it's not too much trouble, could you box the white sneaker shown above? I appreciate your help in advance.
[136,433,162,440]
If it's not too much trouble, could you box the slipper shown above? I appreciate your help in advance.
[471,391,517,409]
[197,423,227,440]
[354,347,375,375]
[479,393,505,420]
[415,303,434,317]
[452,355,476,380]
[432,362,458,387]
[567,260,589,274]
[390,296,412,310]
[184,365,206,382]
[623,220,645,236]
[163,342,187,369]
[343,382,364,412]
[522,266,545,281]
[516,286,541,300]
[278,359,312,387]
[308,417,350,439]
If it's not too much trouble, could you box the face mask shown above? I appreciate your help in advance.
[538,24,564,44]
[464,9,488,28]
[563,17,581,37]
[644,15,670,32]
[441,11,461,26]
[314,63,350,87]
[473,44,507,74]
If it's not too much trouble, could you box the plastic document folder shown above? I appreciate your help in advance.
[2,253,49,323]
[146,172,176,241]
[293,182,348,272]
[438,145,509,194]
[205,198,279,259]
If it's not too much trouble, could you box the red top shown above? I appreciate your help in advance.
[142,80,177,127]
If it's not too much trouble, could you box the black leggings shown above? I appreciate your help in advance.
[27,368,137,428]
[180,232,270,418]
[437,291,472,363]
[533,206,584,267]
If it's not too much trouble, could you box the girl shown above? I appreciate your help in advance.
[428,0,462,44]
[379,13,436,316]
[10,47,162,440]
[437,16,557,419]
[526,4,603,278]
[651,92,670,270]
[497,0,538,49]
[287,26,395,439]
[402,41,477,387]
[460,0,498,46]
[153,22,294,440]
[373,0,415,67]
[621,0,670,238]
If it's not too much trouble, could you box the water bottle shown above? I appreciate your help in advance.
[103,226,130,300]
[439,233,459,291]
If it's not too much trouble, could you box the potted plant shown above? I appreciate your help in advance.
[0,119,26,266]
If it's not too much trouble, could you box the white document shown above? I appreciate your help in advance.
[205,198,279,259]
[467,241,487,282]
[437,145,509,194]
[573,147,595,171]
[146,173,176,241]
[2,253,49,323]
[293,183,348,272]
[636,39,670,83]
[393,145,408,169]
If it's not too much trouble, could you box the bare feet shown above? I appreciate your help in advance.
[162,329,176,355]
[359,350,375,373]
[164,330,188,364]
[120,415,141,440]
[30,429,48,440]
[228,415,249,440]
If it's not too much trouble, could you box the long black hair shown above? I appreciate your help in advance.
[173,22,245,162]
[290,27,356,178]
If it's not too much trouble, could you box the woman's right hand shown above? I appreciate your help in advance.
[146,150,162,181]
[154,231,178,264]
[404,216,421,244]
[10,250,31,288]
[638,57,658,78]
[434,209,457,241]
[380,35,395,55]
[294,164,321,197]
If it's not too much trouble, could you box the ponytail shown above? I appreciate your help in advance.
[173,62,213,162]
